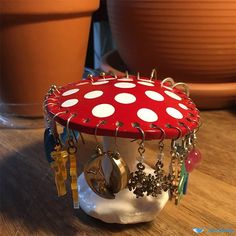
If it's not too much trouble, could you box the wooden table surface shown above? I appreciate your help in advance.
[0,109,236,236]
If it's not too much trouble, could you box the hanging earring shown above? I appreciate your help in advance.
[84,121,115,199]
[178,122,193,195]
[149,125,168,196]
[128,124,149,198]
[184,119,202,173]
[168,125,189,205]
[66,114,80,209]
[48,111,69,197]
[167,125,182,202]
[108,121,130,193]
[44,111,66,163]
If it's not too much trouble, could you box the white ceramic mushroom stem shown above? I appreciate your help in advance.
[78,136,169,224]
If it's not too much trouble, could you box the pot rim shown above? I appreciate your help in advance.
[101,50,236,98]
[1,0,99,15]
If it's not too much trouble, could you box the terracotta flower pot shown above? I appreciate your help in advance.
[0,0,99,116]
[101,50,236,109]
[107,0,236,108]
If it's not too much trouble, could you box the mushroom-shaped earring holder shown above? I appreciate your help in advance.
[44,72,200,224]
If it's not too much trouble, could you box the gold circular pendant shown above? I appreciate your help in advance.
[109,152,130,193]
[84,154,115,199]
[84,150,130,199]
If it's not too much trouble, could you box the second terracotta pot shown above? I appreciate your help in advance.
[107,0,236,83]
[101,50,236,109]
[1,0,99,116]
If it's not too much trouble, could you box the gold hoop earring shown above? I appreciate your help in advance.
[84,121,115,199]
[108,121,130,193]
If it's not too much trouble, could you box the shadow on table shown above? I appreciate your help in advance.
[0,140,153,235]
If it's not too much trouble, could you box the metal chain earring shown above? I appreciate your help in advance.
[168,125,189,205]
[150,125,167,196]
[167,125,182,202]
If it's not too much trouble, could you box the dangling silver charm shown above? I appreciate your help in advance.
[128,125,149,198]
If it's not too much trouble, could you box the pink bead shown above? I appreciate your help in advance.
[185,148,202,173]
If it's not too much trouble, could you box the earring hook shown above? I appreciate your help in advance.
[167,124,182,140]
[132,123,146,159]
[66,113,76,140]
[100,72,106,80]
[66,113,85,144]
[125,71,129,79]
[186,117,202,134]
[137,127,145,160]
[150,124,165,142]
[87,74,94,83]
[138,127,145,145]
[150,68,157,81]
[51,85,60,94]
[178,122,191,136]
[136,72,140,80]
[94,120,106,144]
[167,125,182,153]
[172,82,190,97]
[108,71,117,79]
[46,97,58,102]
[44,102,58,110]
[150,124,166,150]
[161,77,175,88]
[132,122,145,145]
[47,85,60,97]
[52,111,68,124]
[192,119,202,134]
[51,110,67,142]
[114,121,124,152]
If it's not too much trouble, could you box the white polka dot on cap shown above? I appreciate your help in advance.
[178,103,188,110]
[92,104,115,118]
[164,90,182,101]
[163,85,173,90]
[98,77,116,81]
[137,81,154,87]
[62,88,79,96]
[61,99,78,108]
[117,78,134,82]
[76,82,89,86]
[145,90,164,101]
[137,108,158,122]
[115,93,136,104]
[84,90,103,99]
[166,107,183,119]
[92,81,109,85]
[114,82,136,88]
[138,78,154,83]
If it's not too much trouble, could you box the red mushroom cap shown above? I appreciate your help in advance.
[46,75,200,140]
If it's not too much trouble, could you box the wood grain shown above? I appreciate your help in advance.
[0,109,236,236]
